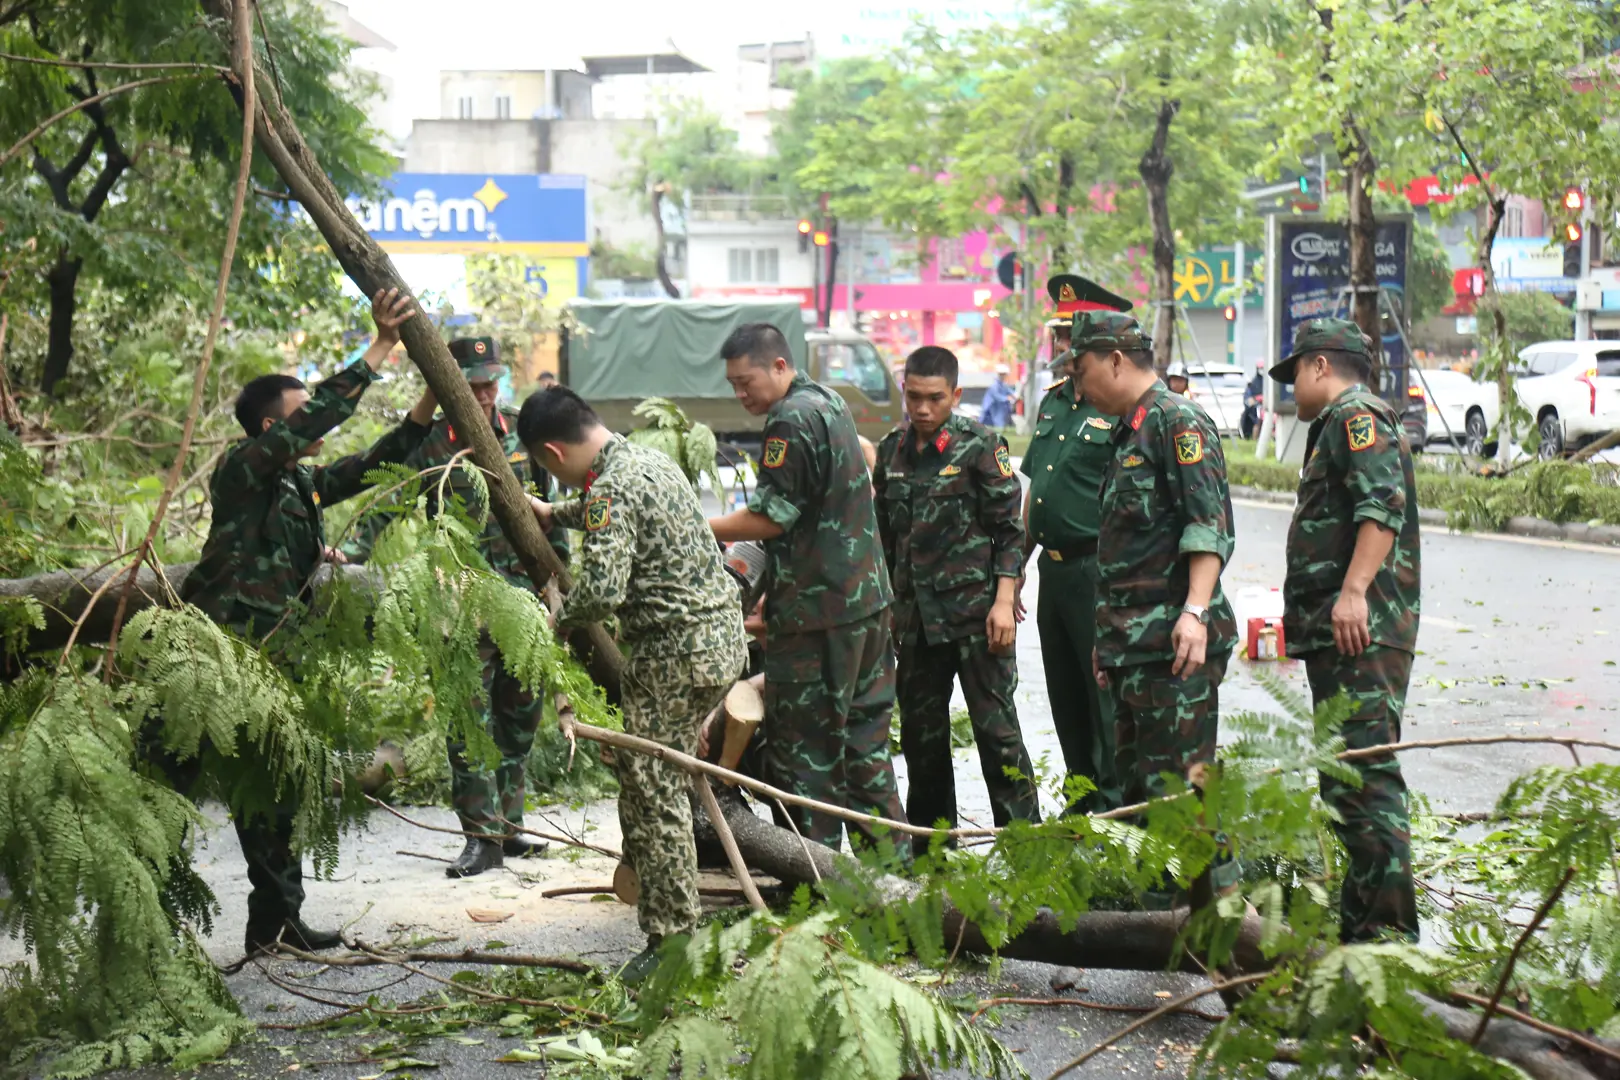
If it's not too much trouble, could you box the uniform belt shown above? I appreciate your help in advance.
[1042,539,1098,562]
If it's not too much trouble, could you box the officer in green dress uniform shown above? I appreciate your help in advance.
[1019,274,1135,813]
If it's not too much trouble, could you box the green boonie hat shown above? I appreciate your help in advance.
[448,336,508,383]
[1048,311,1153,370]
[1269,317,1373,384]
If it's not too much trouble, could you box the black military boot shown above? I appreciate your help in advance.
[618,934,664,986]
[244,916,344,956]
[446,837,504,878]
[501,835,549,859]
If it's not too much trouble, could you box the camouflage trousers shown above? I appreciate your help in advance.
[447,635,543,836]
[148,739,304,930]
[1036,553,1121,812]
[897,633,1040,847]
[1110,654,1239,902]
[763,609,908,851]
[1304,645,1419,944]
[619,643,744,939]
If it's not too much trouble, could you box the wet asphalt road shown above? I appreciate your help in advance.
[12,501,1620,1079]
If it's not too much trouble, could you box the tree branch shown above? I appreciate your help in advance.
[1470,865,1577,1046]
[1045,973,1272,1079]
[0,51,229,73]
[0,74,205,171]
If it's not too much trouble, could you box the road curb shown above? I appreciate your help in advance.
[1230,485,1620,546]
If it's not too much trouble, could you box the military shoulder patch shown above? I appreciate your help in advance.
[994,444,1014,478]
[938,464,962,477]
[1346,412,1377,452]
[584,497,612,531]
[762,437,788,469]
[1174,430,1205,465]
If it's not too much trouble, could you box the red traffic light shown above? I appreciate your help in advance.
[1563,187,1586,212]
[813,230,830,247]
[1222,304,1236,321]
[797,219,813,235]
[1566,221,1584,242]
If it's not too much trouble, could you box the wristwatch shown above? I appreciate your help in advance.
[1181,603,1210,625]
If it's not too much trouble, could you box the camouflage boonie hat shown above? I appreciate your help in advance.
[448,336,508,383]
[1269,317,1372,384]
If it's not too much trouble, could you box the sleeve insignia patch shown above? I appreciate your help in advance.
[994,445,1014,477]
[938,464,962,477]
[1174,430,1205,465]
[1346,412,1377,452]
[584,497,611,531]
[762,437,788,469]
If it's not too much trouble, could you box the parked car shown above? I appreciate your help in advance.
[1513,341,1620,458]
[1412,368,1500,456]
[1180,362,1247,435]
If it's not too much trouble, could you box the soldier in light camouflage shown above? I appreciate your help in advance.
[523,387,747,982]
[178,289,437,954]
[346,336,570,878]
[1071,310,1240,906]
[709,322,907,852]
[873,346,1038,850]
[1271,317,1421,944]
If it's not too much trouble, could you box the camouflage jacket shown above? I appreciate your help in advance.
[394,406,568,589]
[748,370,892,634]
[554,436,745,674]
[1284,384,1422,656]
[873,413,1023,645]
[181,358,430,641]
[1095,383,1238,668]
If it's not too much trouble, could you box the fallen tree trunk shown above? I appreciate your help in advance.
[1,560,380,653]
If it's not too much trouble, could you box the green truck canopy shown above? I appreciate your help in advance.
[563,299,809,400]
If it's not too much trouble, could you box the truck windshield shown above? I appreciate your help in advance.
[820,341,891,403]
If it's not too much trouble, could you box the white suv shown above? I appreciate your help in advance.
[1513,341,1620,458]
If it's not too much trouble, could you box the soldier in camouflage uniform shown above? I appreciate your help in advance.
[361,336,569,879]
[873,345,1038,849]
[179,289,436,953]
[523,387,747,981]
[709,322,907,851]
[1270,318,1421,944]
[1021,274,1137,813]
[1070,310,1241,906]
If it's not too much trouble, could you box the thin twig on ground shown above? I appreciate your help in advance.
[1045,973,1271,1080]
[968,996,1227,1024]
[366,795,620,859]
[1470,865,1576,1045]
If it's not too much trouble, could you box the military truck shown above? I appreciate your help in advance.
[558,299,901,453]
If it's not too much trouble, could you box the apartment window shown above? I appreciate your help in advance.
[456,95,474,119]
[727,248,753,283]
[754,248,779,283]
[1500,203,1524,239]
[494,94,512,120]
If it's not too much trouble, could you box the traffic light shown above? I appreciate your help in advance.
[1223,304,1237,321]
[797,218,812,253]
[813,230,830,248]
[1297,175,1310,195]
[1565,235,1582,279]
[1567,221,1584,243]
[1564,186,1586,213]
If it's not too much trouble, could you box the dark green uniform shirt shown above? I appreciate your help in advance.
[1284,384,1422,657]
[873,413,1024,646]
[1020,378,1115,550]
[1095,384,1238,669]
[182,358,430,641]
[389,405,568,588]
[748,370,893,634]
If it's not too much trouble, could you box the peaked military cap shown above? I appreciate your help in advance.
[448,336,508,383]
[1269,317,1373,384]
[1045,273,1137,369]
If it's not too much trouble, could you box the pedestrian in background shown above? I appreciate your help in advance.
[1269,317,1420,944]
[1070,308,1240,907]
[874,346,1038,853]
[979,364,1017,429]
[708,323,907,852]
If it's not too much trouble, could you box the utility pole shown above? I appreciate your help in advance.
[1577,203,1594,341]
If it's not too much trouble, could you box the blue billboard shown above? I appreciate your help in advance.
[1270,215,1412,408]
[346,173,589,257]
